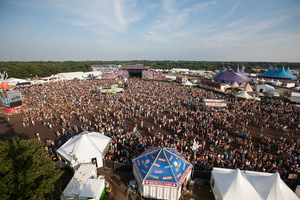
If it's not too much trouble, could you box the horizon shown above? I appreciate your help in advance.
[1,0,300,62]
[1,60,300,64]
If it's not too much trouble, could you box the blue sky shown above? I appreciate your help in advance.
[0,0,300,62]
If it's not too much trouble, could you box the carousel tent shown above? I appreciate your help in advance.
[57,132,111,170]
[214,66,249,84]
[132,147,193,200]
[235,91,254,100]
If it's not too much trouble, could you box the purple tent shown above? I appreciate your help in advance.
[214,66,249,84]
[240,66,250,82]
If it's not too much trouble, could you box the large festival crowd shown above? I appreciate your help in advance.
[14,78,300,179]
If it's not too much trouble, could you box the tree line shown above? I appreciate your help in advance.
[0,61,92,79]
[0,60,299,79]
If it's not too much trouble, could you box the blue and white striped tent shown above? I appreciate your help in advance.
[132,147,192,200]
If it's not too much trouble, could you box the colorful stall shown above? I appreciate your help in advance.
[132,147,192,200]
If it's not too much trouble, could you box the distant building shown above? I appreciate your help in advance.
[171,68,190,74]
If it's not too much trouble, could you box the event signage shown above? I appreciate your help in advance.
[1,96,10,107]
[144,181,177,188]
[133,162,144,182]
[7,92,23,103]
[178,165,193,186]
[203,99,227,107]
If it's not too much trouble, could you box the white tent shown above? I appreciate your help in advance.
[267,79,275,85]
[211,168,299,200]
[6,78,30,87]
[231,81,239,88]
[83,71,102,78]
[274,80,282,86]
[244,82,253,92]
[180,76,194,86]
[256,84,275,93]
[211,168,262,200]
[245,171,299,200]
[295,185,300,198]
[61,164,105,200]
[181,81,194,86]
[57,132,111,169]
[235,91,254,100]
[56,71,85,80]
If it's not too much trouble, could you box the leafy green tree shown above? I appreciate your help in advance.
[0,137,63,200]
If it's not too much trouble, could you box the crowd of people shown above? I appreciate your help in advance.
[12,78,300,179]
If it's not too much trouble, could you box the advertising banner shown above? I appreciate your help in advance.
[7,92,23,103]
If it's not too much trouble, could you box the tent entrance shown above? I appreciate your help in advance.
[92,158,98,167]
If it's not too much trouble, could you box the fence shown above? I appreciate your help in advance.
[103,159,132,172]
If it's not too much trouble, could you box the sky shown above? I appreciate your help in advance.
[0,0,300,62]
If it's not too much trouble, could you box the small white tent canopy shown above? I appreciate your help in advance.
[61,164,105,200]
[211,168,262,200]
[267,79,275,84]
[181,81,194,86]
[235,91,254,100]
[79,178,105,200]
[274,80,282,86]
[57,132,111,169]
[231,81,239,88]
[211,168,299,200]
[244,82,253,92]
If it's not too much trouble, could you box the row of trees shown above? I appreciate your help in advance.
[0,60,299,79]
[0,61,92,79]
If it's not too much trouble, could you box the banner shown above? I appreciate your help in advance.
[1,97,10,107]
[203,99,227,107]
[7,92,23,103]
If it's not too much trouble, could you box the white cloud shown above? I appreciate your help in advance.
[142,1,217,42]
[54,0,143,33]
[10,0,143,34]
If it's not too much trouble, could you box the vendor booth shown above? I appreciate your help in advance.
[132,147,192,200]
